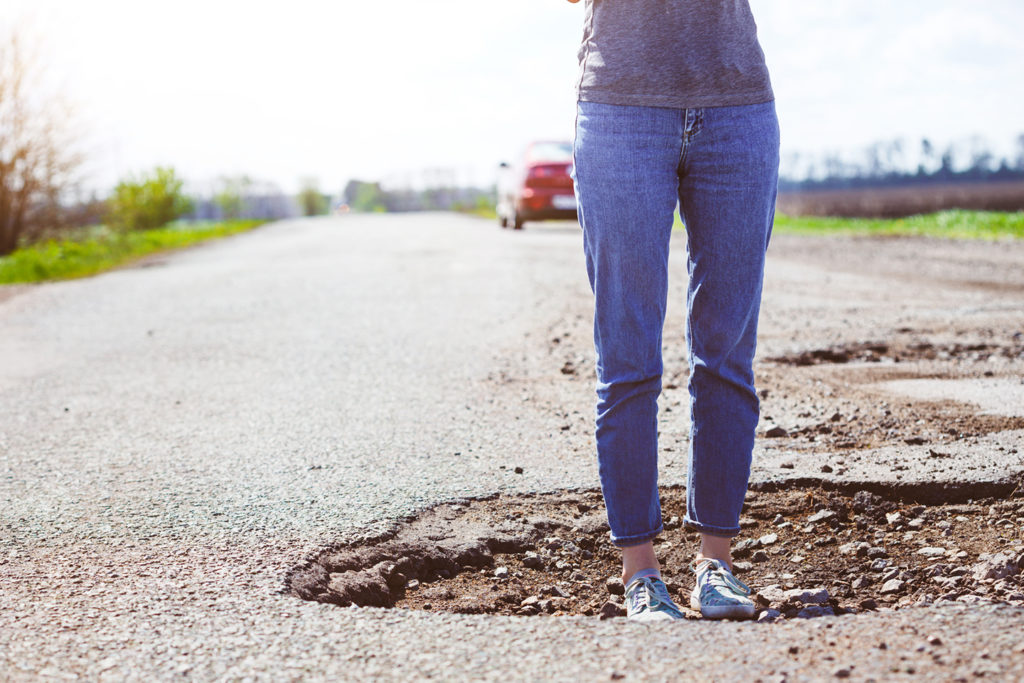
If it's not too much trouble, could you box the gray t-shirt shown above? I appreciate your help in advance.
[576,0,774,108]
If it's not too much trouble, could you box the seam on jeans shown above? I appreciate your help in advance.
[677,108,689,172]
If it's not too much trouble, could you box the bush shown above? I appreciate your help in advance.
[106,167,193,231]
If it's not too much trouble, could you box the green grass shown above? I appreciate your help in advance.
[672,210,1024,240]
[0,219,268,284]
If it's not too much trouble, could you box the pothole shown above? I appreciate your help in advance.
[287,483,1024,621]
[767,339,1024,366]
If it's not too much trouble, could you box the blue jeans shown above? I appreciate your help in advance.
[572,100,780,546]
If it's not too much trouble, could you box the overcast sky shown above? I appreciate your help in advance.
[5,0,1024,195]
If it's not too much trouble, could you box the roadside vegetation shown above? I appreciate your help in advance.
[668,210,1024,240]
[773,210,1024,240]
[0,219,266,284]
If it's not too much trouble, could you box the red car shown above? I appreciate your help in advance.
[497,141,577,230]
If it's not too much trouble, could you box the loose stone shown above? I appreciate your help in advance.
[785,588,830,604]
[808,510,836,524]
[599,600,625,619]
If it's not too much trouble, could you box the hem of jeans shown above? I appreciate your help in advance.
[683,517,740,539]
[610,525,664,548]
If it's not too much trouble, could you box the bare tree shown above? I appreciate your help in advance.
[0,29,81,255]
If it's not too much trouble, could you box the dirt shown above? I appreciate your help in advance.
[287,484,1024,622]
[289,233,1024,626]
[755,332,1024,453]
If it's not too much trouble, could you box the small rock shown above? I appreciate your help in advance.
[772,514,786,525]
[599,600,625,620]
[972,552,1020,581]
[664,515,681,530]
[839,541,869,556]
[733,538,760,558]
[758,585,788,604]
[885,512,903,526]
[752,550,770,563]
[807,510,836,524]
[918,547,947,557]
[494,567,509,579]
[406,579,420,591]
[821,464,834,473]
[797,605,834,618]
[765,426,789,438]
[520,596,540,607]
[522,552,544,569]
[927,635,942,646]
[908,518,925,529]
[759,533,779,546]
[866,546,888,559]
[785,588,830,604]
[757,608,782,623]
[513,466,524,474]
[852,577,871,590]
[733,561,753,572]
[605,576,624,596]
[834,667,852,679]
[870,558,889,572]
[859,598,878,610]
[544,537,563,550]
[880,579,905,594]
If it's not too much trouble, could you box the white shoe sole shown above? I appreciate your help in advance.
[690,594,756,620]
[627,610,682,622]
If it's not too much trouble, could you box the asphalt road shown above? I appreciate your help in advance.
[2,213,1022,681]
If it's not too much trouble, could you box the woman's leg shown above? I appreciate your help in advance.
[573,101,683,570]
[676,101,780,555]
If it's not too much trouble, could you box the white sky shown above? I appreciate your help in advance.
[4,0,1024,195]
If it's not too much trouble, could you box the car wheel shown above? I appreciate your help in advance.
[513,212,524,230]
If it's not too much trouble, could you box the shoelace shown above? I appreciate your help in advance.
[695,560,752,597]
[628,576,673,613]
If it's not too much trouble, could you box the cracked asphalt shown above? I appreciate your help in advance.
[2,213,1023,681]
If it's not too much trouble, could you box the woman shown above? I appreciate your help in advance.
[570,0,780,620]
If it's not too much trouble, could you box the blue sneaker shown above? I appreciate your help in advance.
[624,574,684,622]
[690,558,755,620]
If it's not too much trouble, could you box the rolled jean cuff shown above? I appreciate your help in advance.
[610,525,664,548]
[683,517,740,538]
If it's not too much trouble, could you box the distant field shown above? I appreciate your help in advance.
[0,219,266,284]
[776,180,1024,218]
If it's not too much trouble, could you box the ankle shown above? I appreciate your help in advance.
[698,534,733,570]
[695,553,732,571]
[621,542,659,585]
[622,567,660,586]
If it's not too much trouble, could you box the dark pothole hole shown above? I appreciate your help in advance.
[287,483,1024,622]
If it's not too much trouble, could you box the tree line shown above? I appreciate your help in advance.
[779,135,1024,192]
[0,30,330,258]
